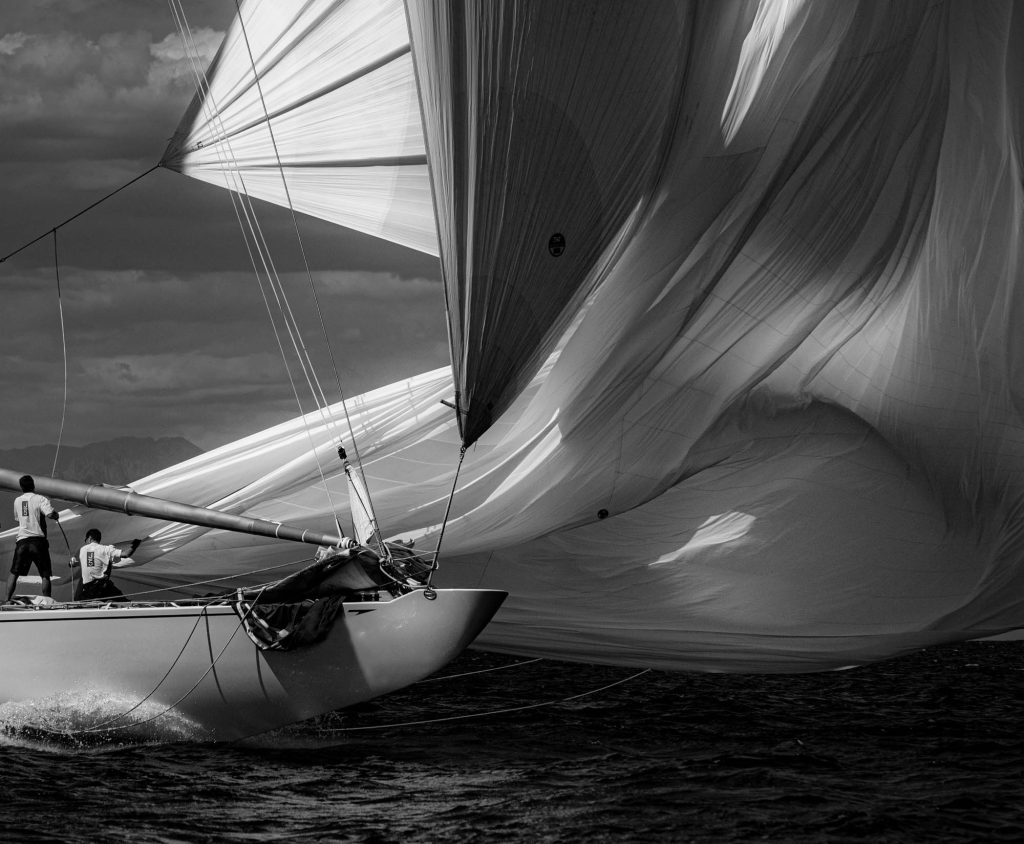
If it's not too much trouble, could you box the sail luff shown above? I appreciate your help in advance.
[403,0,691,446]
[0,469,346,548]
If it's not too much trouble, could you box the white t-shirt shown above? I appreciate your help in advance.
[14,492,55,541]
[78,542,124,584]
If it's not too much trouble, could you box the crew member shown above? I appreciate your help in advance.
[70,529,141,602]
[6,474,60,602]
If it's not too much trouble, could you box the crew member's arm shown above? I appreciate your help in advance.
[111,538,143,569]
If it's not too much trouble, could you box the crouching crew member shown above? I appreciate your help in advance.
[71,529,142,602]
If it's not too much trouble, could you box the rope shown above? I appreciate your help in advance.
[231,0,381,540]
[50,230,69,478]
[72,593,263,736]
[112,555,313,602]
[426,445,467,589]
[27,593,262,738]
[171,0,348,533]
[0,165,160,264]
[231,0,344,430]
[417,657,543,683]
[168,1,313,436]
[21,597,212,737]
[320,668,652,732]
[56,521,74,598]
[54,599,217,735]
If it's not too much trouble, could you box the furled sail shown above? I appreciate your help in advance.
[12,0,1024,673]
[346,461,376,545]
[160,0,437,256]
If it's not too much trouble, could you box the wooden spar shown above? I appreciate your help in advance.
[0,468,347,548]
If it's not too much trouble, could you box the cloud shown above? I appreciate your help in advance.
[0,27,221,159]
[0,33,28,56]
[0,264,448,450]
[0,5,445,452]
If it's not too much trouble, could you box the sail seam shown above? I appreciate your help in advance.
[187,45,414,151]
[211,155,429,169]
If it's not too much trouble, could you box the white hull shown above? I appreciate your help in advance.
[0,588,506,741]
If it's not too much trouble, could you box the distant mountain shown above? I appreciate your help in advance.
[0,437,203,521]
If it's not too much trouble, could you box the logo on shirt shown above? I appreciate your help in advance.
[21,501,28,517]
[87,551,95,566]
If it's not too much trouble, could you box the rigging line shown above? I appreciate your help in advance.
[229,0,345,431]
[228,0,342,430]
[427,445,467,582]
[36,598,222,736]
[114,554,314,601]
[173,2,343,530]
[227,171,347,532]
[0,165,160,264]
[323,669,652,732]
[418,657,544,683]
[56,520,74,598]
[170,2,343,530]
[50,230,69,478]
[231,0,373,532]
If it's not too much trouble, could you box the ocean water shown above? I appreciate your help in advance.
[1,641,1022,843]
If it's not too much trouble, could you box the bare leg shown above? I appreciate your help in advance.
[40,573,51,598]
[5,574,19,602]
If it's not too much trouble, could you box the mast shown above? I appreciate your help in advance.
[0,469,347,548]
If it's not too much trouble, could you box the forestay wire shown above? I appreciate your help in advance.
[231,0,387,557]
[169,0,367,544]
[0,166,160,265]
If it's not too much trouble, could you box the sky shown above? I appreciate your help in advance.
[0,1,447,452]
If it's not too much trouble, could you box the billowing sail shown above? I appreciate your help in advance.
[404,1,690,445]
[10,0,1024,672]
[160,0,437,256]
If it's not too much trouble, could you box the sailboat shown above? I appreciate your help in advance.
[0,0,528,742]
[4,0,1024,734]
[0,464,506,740]
[140,0,1024,671]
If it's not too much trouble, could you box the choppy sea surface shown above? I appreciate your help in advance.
[1,641,1022,843]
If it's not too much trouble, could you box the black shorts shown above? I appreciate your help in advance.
[11,537,52,578]
[76,578,126,602]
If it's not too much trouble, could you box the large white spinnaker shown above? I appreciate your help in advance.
[139,0,1024,674]
[404,0,689,446]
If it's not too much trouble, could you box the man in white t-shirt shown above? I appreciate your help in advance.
[70,528,141,602]
[6,475,60,602]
